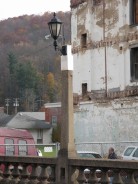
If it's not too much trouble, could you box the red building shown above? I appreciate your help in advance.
[43,103,61,126]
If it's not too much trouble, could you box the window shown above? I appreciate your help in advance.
[133,148,138,157]
[5,138,14,156]
[81,33,87,48]
[124,147,135,156]
[18,140,27,156]
[78,153,101,158]
[130,0,138,24]
[82,83,87,96]
[52,116,57,126]
[37,129,43,144]
[130,47,138,81]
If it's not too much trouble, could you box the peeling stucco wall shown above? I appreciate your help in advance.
[71,0,138,95]
[71,0,138,153]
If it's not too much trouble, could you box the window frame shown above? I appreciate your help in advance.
[18,139,28,156]
[5,138,14,156]
[37,129,43,144]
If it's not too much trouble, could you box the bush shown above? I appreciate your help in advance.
[52,123,61,143]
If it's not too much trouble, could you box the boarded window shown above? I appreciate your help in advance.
[130,47,138,81]
[5,138,14,156]
[130,0,138,24]
[81,33,87,48]
[18,140,27,156]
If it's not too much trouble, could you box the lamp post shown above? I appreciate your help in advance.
[48,13,76,183]
[48,12,67,55]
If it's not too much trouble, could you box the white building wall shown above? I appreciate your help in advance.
[71,0,138,154]
[74,97,138,154]
[91,49,106,90]
[72,0,138,95]
[29,129,52,145]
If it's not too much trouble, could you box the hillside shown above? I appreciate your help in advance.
[0,11,71,114]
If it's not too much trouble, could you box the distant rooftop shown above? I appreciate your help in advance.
[18,112,45,120]
[0,112,52,130]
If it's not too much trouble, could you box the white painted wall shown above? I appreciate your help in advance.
[71,1,138,155]
[29,129,52,145]
[71,0,138,95]
[74,98,138,154]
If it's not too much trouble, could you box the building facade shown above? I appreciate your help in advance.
[44,103,61,126]
[71,0,138,153]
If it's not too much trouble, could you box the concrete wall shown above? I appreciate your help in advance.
[74,97,138,154]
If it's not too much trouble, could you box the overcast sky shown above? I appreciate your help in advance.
[0,0,70,20]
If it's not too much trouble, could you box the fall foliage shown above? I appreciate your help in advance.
[0,11,71,113]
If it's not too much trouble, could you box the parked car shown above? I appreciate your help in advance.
[77,151,102,182]
[122,146,138,160]
[77,151,102,159]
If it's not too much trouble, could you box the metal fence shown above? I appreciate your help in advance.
[0,143,60,157]
[0,142,138,158]
[75,141,138,157]
[37,142,138,157]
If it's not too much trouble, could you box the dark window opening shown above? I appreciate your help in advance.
[60,168,65,178]
[135,63,138,79]
[81,33,87,48]
[130,0,138,24]
[82,83,87,96]
[37,129,43,144]
[130,47,138,81]
[52,116,57,126]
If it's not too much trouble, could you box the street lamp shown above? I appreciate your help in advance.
[48,12,67,55]
[48,13,76,183]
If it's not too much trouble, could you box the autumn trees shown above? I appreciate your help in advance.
[6,53,61,113]
[0,11,71,114]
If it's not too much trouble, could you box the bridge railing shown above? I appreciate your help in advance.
[0,155,138,184]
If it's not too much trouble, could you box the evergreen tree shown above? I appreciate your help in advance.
[8,52,17,75]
